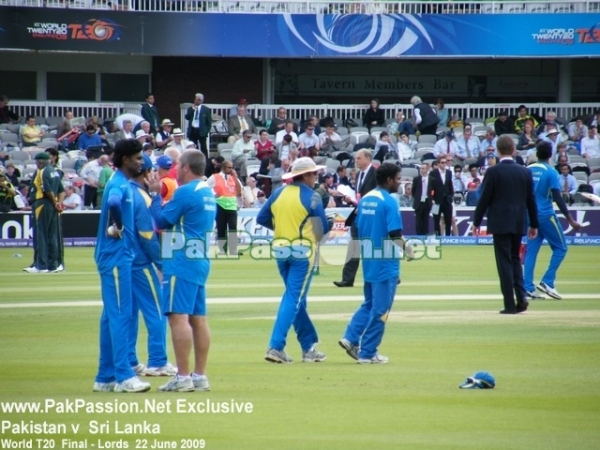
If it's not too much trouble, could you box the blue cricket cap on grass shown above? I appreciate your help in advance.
[459,371,495,389]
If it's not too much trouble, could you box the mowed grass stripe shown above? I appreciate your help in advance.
[2,293,600,309]
[1,246,599,450]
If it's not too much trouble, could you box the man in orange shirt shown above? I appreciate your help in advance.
[156,156,177,204]
[206,160,243,256]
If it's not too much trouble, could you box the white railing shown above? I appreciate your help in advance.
[9,101,124,122]
[1,0,598,14]
[181,102,598,132]
[7,101,597,128]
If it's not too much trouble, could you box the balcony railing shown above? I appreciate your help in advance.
[1,1,598,14]
[7,101,598,132]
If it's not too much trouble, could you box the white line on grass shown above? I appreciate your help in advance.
[1,293,600,308]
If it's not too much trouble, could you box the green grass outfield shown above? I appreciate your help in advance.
[0,246,599,450]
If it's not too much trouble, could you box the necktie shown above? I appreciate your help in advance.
[564,176,568,192]
[194,107,200,121]
[357,171,364,193]
[447,141,450,154]
[240,118,247,132]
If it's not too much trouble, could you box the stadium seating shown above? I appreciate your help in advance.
[587,158,600,168]
[418,135,437,144]
[220,149,233,162]
[0,0,581,14]
[217,143,233,156]
[401,167,419,179]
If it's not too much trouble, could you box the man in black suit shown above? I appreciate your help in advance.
[334,149,377,288]
[473,135,539,315]
[412,163,432,235]
[185,93,212,170]
[140,92,160,133]
[428,155,454,236]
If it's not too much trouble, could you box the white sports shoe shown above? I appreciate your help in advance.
[49,264,65,273]
[114,376,151,393]
[302,345,327,363]
[265,348,294,364]
[338,338,359,361]
[526,290,545,300]
[357,354,389,364]
[191,373,210,391]
[93,381,116,392]
[24,267,48,274]
[158,375,195,392]
[537,281,562,300]
[132,363,147,376]
[145,363,177,377]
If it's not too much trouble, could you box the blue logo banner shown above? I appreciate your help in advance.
[1,8,599,57]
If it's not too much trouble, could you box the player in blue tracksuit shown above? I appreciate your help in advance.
[147,150,216,392]
[524,141,581,300]
[128,154,173,377]
[257,157,331,364]
[340,163,411,364]
[93,139,150,393]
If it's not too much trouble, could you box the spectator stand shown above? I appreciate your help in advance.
[1,0,597,15]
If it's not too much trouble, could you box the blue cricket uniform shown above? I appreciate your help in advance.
[524,162,568,292]
[256,182,330,352]
[343,187,403,359]
[128,180,168,369]
[150,179,216,316]
[94,169,136,384]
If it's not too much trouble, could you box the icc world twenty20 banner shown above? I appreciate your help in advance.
[1,8,600,58]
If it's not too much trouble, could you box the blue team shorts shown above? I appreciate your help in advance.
[162,276,207,316]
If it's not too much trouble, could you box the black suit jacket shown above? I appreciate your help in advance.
[474,159,539,234]
[412,174,432,210]
[185,105,212,138]
[428,168,454,205]
[140,103,160,130]
[345,165,377,226]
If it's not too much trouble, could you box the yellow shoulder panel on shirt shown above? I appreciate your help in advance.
[137,186,152,207]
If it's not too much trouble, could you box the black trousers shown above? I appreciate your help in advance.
[216,204,238,255]
[492,233,526,312]
[340,223,360,284]
[433,200,452,235]
[188,128,211,176]
[419,124,438,135]
[414,202,430,235]
[84,185,97,209]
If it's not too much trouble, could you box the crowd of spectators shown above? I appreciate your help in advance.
[1,93,600,219]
